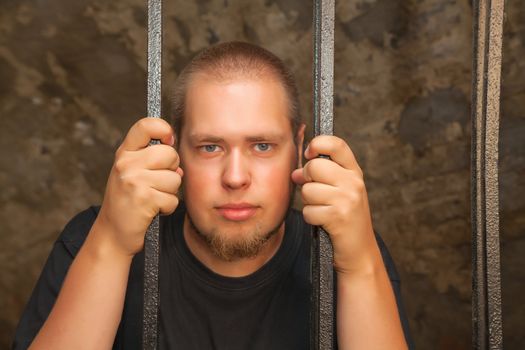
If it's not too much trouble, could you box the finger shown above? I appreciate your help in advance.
[153,190,180,216]
[291,168,306,185]
[146,169,182,194]
[118,117,174,153]
[301,182,338,206]
[305,135,361,173]
[302,157,345,185]
[123,144,180,171]
[302,204,332,226]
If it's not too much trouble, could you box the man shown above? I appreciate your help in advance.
[14,42,412,349]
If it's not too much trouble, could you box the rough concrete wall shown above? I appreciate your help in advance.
[0,0,523,348]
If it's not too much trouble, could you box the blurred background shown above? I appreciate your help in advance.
[0,0,523,349]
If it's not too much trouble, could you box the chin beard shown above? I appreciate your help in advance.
[186,214,284,262]
[183,179,298,262]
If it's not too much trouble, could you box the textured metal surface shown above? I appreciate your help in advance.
[471,0,504,349]
[313,0,334,138]
[143,215,160,350]
[147,0,162,119]
[143,0,162,349]
[311,0,335,349]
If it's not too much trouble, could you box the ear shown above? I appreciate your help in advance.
[295,123,306,168]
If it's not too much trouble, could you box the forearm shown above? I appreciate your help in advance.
[336,247,407,350]
[30,219,133,350]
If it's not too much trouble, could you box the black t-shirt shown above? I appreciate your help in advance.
[13,203,414,349]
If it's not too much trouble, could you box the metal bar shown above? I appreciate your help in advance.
[471,0,505,349]
[143,0,162,349]
[311,0,335,349]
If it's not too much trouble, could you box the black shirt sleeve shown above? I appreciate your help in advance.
[11,206,100,350]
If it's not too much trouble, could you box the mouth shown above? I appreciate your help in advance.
[216,203,259,221]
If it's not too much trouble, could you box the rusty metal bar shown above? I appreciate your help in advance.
[143,0,162,348]
[471,0,505,349]
[311,0,335,349]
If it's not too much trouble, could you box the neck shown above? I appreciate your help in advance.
[183,215,286,277]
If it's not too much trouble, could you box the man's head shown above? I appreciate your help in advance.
[171,41,303,147]
[170,41,305,262]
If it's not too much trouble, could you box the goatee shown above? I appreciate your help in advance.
[186,214,284,262]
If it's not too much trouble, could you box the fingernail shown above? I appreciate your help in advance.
[170,134,175,145]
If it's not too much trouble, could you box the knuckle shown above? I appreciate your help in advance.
[300,186,308,202]
[302,206,312,220]
[114,158,127,174]
[154,116,169,127]
[302,206,320,226]
[115,145,124,158]
[173,173,182,188]
[171,195,179,209]
[120,174,136,189]
[154,145,179,167]
[172,148,180,163]
[335,136,346,149]
[338,203,351,219]
[344,189,361,209]
[136,118,149,132]
[303,159,312,171]
[133,186,151,205]
[353,176,365,192]
[302,160,309,172]
[155,144,168,155]
[165,173,181,194]
[301,182,312,196]
[161,195,179,215]
[164,145,180,163]
[308,159,321,177]
[149,117,171,132]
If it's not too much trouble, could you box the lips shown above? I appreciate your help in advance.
[216,203,258,221]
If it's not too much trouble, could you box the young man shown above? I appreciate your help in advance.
[14,42,412,349]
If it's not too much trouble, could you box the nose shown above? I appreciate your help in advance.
[222,149,251,190]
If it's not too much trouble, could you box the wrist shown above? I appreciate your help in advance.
[334,241,384,279]
[335,260,384,282]
[83,217,134,265]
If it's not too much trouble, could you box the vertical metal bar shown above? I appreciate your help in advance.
[311,0,335,349]
[143,0,162,349]
[471,0,504,349]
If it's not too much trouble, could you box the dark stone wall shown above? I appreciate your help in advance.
[0,0,523,348]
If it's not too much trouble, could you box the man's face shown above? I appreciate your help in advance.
[178,74,304,261]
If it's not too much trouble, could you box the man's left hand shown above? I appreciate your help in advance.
[291,135,380,276]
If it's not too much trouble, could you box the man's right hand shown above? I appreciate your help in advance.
[95,117,183,257]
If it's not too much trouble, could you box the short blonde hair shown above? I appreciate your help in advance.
[170,41,302,145]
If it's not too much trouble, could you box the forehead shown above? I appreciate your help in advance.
[183,75,292,139]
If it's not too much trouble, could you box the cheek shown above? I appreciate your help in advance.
[181,160,219,200]
[254,159,294,196]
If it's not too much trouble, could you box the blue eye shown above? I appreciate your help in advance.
[202,145,219,152]
[255,143,271,152]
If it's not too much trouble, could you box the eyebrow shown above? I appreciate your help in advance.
[189,134,224,143]
[189,133,286,143]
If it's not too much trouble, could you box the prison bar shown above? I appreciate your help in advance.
[140,0,509,349]
[143,0,162,349]
[471,0,505,349]
[311,0,336,349]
